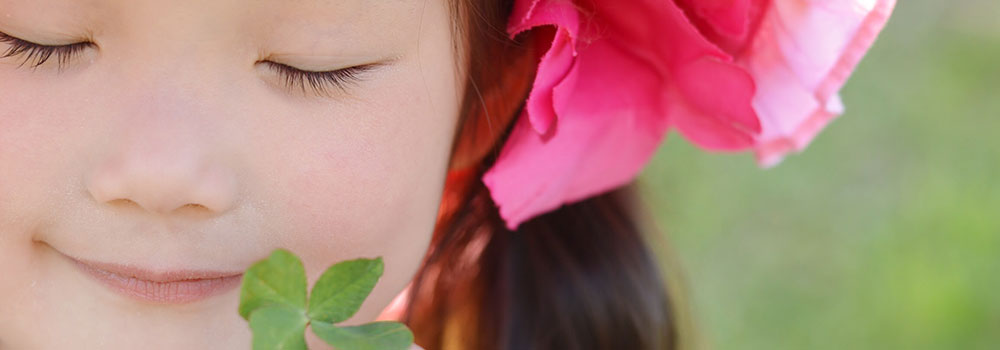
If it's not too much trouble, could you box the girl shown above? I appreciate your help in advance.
[0,0,894,349]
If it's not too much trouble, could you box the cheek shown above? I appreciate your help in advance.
[256,0,461,321]
[253,54,461,290]
[0,69,95,231]
[252,77,458,323]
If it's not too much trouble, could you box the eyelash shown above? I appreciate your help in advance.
[0,31,376,96]
[0,32,93,70]
[260,61,377,96]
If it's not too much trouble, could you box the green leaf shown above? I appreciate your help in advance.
[311,321,414,350]
[248,306,309,350]
[238,250,415,350]
[239,249,309,320]
[307,257,384,324]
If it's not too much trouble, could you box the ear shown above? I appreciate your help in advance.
[447,44,537,172]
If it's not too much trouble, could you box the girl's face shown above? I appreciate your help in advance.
[0,0,461,348]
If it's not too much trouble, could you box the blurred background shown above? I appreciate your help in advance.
[638,1,999,349]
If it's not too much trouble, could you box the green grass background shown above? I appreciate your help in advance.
[638,1,1000,349]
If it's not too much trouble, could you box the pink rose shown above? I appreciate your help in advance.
[482,0,897,230]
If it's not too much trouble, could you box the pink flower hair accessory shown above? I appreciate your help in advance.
[482,0,897,230]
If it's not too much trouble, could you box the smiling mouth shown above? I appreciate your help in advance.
[63,253,244,304]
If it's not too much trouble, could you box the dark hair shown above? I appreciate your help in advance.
[402,0,681,349]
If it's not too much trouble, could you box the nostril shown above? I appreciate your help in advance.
[176,203,216,219]
[105,199,208,214]
[108,198,139,207]
[179,203,208,211]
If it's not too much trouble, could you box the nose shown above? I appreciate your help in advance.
[87,158,237,216]
[86,115,237,217]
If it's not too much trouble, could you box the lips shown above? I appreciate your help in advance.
[65,254,244,304]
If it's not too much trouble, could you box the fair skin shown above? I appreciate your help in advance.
[0,0,475,348]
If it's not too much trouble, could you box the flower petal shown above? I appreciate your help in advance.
[486,0,766,229]
[483,39,667,230]
[744,0,897,166]
[508,0,581,37]
[484,0,895,229]
[524,29,577,136]
[507,0,583,135]
[674,0,756,39]
[669,56,760,150]
[611,0,761,150]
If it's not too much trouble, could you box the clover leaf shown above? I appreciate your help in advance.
[239,249,308,320]
[248,306,309,350]
[312,321,414,350]
[308,258,383,324]
[239,249,414,350]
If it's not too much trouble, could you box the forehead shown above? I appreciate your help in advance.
[0,0,449,57]
[0,0,423,15]
[0,0,430,33]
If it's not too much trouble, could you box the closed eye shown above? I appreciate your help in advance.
[0,32,94,70]
[260,60,380,97]
[1,29,381,96]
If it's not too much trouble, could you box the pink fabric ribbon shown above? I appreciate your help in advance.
[482,0,897,230]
